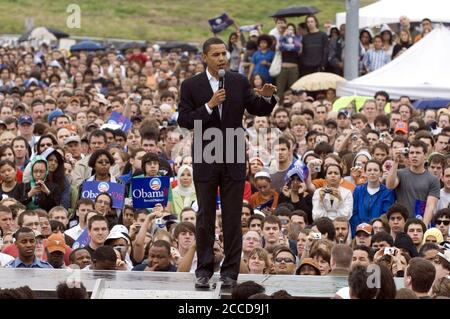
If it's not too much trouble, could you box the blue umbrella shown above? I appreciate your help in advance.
[70,40,104,52]
[412,99,450,109]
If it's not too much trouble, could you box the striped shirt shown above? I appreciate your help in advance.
[363,48,390,72]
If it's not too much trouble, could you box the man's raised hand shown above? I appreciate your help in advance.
[255,83,277,97]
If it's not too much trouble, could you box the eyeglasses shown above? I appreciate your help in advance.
[250,223,261,228]
[436,219,450,226]
[274,257,295,264]
[40,143,53,147]
[96,160,110,165]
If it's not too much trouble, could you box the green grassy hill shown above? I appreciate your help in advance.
[0,0,375,42]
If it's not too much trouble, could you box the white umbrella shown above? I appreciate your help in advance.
[291,72,346,91]
[29,27,57,42]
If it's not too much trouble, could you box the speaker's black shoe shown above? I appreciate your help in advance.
[220,277,237,289]
[195,276,210,289]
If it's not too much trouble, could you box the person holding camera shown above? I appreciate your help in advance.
[279,160,313,221]
[374,246,410,277]
[350,160,395,236]
[386,140,440,226]
[344,150,372,186]
[19,156,60,212]
[312,164,353,222]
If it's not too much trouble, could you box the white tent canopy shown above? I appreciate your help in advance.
[336,27,450,99]
[336,0,450,29]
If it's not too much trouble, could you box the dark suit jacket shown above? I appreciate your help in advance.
[177,71,276,182]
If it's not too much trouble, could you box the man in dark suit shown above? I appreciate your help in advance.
[178,37,277,289]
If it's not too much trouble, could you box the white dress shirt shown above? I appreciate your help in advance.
[204,68,272,119]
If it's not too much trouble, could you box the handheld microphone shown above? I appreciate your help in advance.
[218,69,225,90]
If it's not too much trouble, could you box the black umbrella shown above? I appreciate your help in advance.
[270,6,320,18]
[18,27,69,42]
[45,27,70,39]
[119,41,147,52]
[159,41,198,52]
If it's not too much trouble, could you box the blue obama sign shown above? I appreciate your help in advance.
[81,181,125,209]
[131,176,170,208]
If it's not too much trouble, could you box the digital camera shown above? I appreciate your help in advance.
[402,147,410,155]
[311,232,322,240]
[155,218,165,229]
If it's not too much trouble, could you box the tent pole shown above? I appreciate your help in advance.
[344,0,359,81]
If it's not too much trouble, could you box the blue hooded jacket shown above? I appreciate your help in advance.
[350,183,395,237]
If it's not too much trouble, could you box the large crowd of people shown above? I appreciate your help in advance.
[0,12,448,299]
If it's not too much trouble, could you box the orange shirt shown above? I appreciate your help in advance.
[250,189,279,210]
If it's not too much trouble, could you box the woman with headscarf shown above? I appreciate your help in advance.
[19,156,60,211]
[171,165,196,217]
[344,149,372,186]
[21,133,59,183]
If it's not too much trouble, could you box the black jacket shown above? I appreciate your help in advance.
[177,70,276,182]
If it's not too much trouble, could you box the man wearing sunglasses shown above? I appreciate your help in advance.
[434,208,450,241]
[272,246,296,275]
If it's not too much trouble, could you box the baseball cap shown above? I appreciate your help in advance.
[18,115,33,126]
[249,30,259,37]
[162,214,180,228]
[47,108,64,124]
[86,122,99,130]
[249,157,264,166]
[49,60,62,69]
[254,171,271,180]
[96,94,109,105]
[46,234,66,253]
[338,110,349,118]
[325,119,338,128]
[104,231,131,245]
[64,135,81,145]
[356,223,373,235]
[9,86,21,95]
[394,121,408,135]
[26,77,40,88]
[110,224,129,236]
[69,96,81,104]
[295,258,321,275]
[437,250,450,265]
